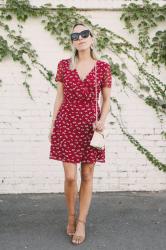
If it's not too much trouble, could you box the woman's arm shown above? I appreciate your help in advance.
[100,87,111,123]
[93,62,112,132]
[93,87,111,132]
[50,82,64,131]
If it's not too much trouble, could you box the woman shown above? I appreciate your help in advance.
[49,23,112,245]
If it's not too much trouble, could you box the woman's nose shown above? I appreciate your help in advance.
[78,34,83,40]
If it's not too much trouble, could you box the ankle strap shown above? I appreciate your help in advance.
[77,219,86,224]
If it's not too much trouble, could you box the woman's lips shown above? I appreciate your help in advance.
[79,42,86,45]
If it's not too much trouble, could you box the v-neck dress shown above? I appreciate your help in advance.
[49,58,112,163]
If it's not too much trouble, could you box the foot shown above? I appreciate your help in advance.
[72,219,86,245]
[66,214,76,236]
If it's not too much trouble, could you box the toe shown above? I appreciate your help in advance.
[76,236,80,244]
[78,236,82,244]
[78,237,80,244]
[76,237,78,244]
[72,235,77,244]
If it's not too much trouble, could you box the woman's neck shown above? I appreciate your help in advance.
[77,50,93,62]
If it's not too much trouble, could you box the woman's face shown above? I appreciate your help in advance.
[71,25,94,51]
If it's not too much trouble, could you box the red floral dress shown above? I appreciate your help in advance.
[49,58,112,163]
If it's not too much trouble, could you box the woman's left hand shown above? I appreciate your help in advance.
[93,119,105,132]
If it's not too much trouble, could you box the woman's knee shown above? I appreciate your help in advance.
[63,162,77,184]
[65,175,77,183]
[81,163,95,182]
[82,172,92,182]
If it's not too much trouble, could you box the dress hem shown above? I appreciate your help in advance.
[49,156,105,164]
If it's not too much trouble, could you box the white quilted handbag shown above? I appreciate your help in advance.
[90,61,105,150]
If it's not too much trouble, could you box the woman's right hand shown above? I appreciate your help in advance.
[92,120,105,132]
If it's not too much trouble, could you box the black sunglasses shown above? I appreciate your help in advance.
[70,29,92,41]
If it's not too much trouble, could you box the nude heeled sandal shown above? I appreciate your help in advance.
[71,219,86,245]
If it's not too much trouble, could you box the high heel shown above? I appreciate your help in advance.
[72,219,86,245]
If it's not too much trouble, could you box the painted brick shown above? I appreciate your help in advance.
[0,0,166,193]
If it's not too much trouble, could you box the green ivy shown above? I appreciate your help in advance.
[120,0,166,66]
[150,30,166,66]
[111,104,166,172]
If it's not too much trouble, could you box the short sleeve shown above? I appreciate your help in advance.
[101,63,112,88]
[55,60,64,83]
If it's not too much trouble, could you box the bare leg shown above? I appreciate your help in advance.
[63,162,78,235]
[72,162,95,244]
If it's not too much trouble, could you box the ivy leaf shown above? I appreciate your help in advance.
[152,37,159,42]
[156,15,165,22]
[140,84,150,92]
[6,14,12,20]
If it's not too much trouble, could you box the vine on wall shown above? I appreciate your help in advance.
[0,0,166,171]
[121,0,166,66]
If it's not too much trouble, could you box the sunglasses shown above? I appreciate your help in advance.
[70,29,92,41]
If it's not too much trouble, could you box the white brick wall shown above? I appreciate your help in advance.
[0,0,166,193]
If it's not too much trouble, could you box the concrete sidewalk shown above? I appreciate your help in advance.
[0,191,166,250]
